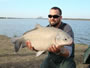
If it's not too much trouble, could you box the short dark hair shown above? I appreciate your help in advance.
[51,7,62,15]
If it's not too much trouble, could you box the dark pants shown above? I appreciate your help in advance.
[88,65,90,68]
[40,54,76,68]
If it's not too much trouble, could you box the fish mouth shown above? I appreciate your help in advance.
[58,41,74,46]
[64,41,74,46]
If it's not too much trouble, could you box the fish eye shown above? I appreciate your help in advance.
[65,38,67,41]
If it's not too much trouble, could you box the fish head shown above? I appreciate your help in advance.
[55,32,73,46]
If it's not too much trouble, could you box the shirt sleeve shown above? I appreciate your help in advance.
[63,24,74,57]
[64,24,74,40]
[64,45,72,57]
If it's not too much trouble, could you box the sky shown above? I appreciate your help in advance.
[0,0,90,19]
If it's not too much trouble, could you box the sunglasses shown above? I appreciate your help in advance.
[48,15,60,18]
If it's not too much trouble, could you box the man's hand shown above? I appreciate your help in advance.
[26,40,34,50]
[26,40,38,51]
[48,44,70,57]
[48,44,62,53]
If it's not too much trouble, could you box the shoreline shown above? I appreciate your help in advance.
[0,17,90,21]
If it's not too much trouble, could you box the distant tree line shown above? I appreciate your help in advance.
[0,17,23,19]
[0,17,6,19]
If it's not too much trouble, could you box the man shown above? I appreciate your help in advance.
[26,7,76,68]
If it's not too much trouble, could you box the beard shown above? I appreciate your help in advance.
[50,22,59,27]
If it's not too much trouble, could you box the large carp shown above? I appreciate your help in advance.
[13,24,73,56]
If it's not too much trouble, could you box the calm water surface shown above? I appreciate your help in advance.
[0,19,90,45]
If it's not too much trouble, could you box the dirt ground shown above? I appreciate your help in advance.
[0,35,89,68]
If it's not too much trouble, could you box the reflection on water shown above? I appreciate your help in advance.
[0,19,90,45]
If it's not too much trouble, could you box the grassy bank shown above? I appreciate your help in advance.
[0,35,89,68]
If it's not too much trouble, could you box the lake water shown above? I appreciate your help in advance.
[0,19,90,45]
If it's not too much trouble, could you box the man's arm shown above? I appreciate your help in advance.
[48,44,71,57]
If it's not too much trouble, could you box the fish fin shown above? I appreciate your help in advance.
[23,24,43,35]
[13,38,25,52]
[35,24,42,29]
[23,24,42,35]
[36,51,45,57]
[11,37,21,44]
[14,39,22,52]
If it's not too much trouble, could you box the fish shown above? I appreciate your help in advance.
[13,24,73,56]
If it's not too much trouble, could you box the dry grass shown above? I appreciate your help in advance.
[0,35,89,68]
[74,44,89,68]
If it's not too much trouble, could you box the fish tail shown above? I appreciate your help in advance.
[14,38,24,52]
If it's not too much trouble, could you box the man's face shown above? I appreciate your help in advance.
[48,9,62,26]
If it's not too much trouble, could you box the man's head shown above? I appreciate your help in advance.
[48,7,62,27]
